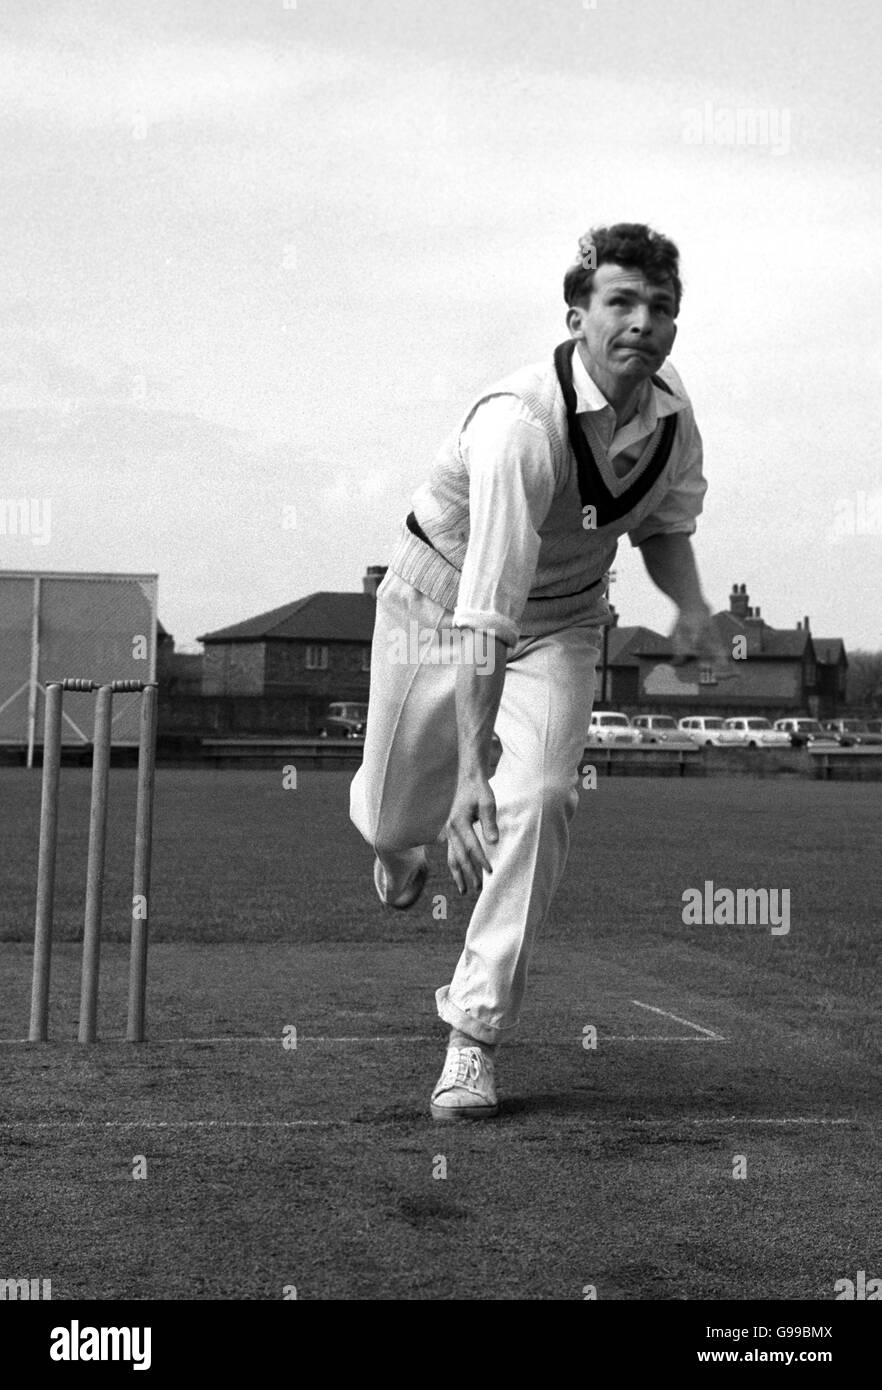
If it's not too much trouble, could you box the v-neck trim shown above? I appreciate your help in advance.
[569,345,682,499]
[552,340,680,526]
[582,413,661,499]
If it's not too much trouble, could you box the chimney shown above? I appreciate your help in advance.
[729,583,750,620]
[803,614,810,631]
[362,565,388,598]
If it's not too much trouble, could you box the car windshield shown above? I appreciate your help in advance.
[652,718,677,729]
[704,719,724,729]
[842,721,865,731]
[603,716,629,726]
[796,721,822,732]
[746,720,771,729]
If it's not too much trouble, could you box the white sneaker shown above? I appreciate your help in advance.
[430,1045,500,1121]
[373,849,429,910]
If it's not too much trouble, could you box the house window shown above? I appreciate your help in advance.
[306,645,328,670]
[698,665,717,685]
[361,647,371,672]
[805,662,816,686]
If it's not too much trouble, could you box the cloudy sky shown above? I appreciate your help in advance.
[2,0,880,650]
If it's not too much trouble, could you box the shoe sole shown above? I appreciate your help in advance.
[430,1101,500,1122]
[392,861,428,910]
[374,858,429,910]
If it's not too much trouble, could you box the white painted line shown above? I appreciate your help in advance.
[631,1000,725,1040]
[601,1035,728,1043]
[683,1118,859,1126]
[0,1033,727,1046]
[0,1035,439,1046]
[0,1116,864,1132]
[0,1119,333,1130]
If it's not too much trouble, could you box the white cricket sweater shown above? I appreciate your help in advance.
[387,341,707,647]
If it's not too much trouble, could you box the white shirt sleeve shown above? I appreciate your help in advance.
[451,394,557,648]
[628,407,708,547]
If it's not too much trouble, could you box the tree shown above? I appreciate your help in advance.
[846,650,882,712]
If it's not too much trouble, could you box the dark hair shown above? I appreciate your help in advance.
[563,223,682,314]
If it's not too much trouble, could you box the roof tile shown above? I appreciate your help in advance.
[198,592,375,644]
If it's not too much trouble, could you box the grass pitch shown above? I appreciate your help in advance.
[1,771,879,1299]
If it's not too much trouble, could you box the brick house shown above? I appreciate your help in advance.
[196,567,386,726]
[186,573,846,736]
[602,584,847,719]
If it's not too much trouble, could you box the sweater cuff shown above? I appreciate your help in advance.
[451,609,519,649]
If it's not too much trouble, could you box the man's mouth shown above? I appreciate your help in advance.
[618,344,656,357]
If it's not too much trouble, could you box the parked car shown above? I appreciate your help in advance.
[587,711,642,746]
[723,717,791,748]
[773,718,839,749]
[677,716,749,747]
[820,719,882,747]
[631,714,697,747]
[317,701,368,738]
[866,720,882,736]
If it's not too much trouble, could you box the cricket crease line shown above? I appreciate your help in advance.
[0,1034,727,1046]
[0,1119,334,1129]
[185,1034,729,1045]
[631,1000,725,1039]
[601,1035,728,1043]
[0,1117,866,1131]
[687,1118,861,1126]
[0,1035,440,1046]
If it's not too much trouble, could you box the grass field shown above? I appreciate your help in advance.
[1,769,880,1300]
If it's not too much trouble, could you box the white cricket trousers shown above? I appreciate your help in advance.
[349,570,601,1046]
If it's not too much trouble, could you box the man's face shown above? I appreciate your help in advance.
[567,262,678,387]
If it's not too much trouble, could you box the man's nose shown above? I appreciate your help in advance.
[628,306,652,334]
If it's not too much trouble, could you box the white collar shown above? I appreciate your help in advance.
[570,343,687,428]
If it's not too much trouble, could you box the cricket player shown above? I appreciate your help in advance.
[350,223,729,1121]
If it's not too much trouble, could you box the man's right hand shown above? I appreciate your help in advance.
[444,773,498,895]
[670,605,737,681]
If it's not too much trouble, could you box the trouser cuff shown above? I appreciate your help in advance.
[435,985,516,1047]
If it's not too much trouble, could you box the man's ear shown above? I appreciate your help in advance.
[566,304,586,339]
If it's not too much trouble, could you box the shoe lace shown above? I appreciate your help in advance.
[443,1046,484,1086]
